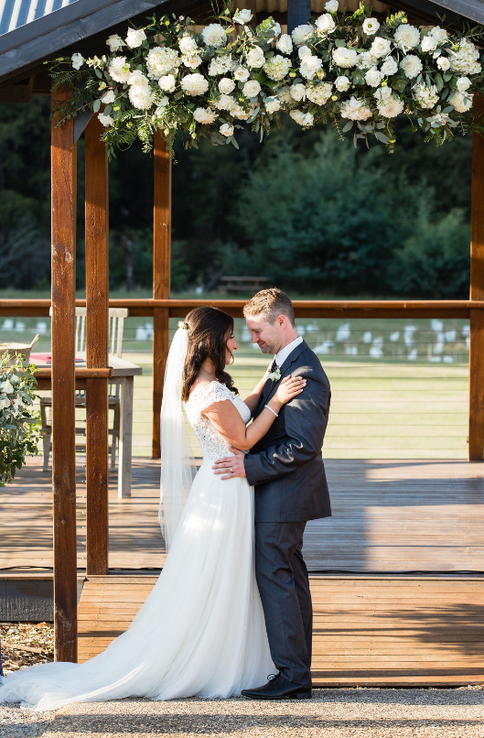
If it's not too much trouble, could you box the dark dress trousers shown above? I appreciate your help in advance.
[244,340,331,686]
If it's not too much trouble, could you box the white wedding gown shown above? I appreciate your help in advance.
[0,381,274,709]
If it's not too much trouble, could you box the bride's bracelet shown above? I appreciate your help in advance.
[265,404,278,418]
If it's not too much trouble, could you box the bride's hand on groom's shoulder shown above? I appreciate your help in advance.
[274,375,306,406]
[212,447,246,480]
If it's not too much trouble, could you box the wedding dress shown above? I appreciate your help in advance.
[0,381,274,710]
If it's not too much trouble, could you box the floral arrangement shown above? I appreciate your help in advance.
[50,3,484,155]
[0,354,40,486]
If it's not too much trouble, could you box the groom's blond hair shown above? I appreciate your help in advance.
[243,288,295,327]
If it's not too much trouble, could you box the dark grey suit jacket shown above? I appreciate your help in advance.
[244,340,331,523]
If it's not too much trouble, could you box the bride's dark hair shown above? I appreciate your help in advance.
[181,306,238,402]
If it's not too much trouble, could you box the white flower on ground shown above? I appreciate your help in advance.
[107,34,124,52]
[276,34,293,54]
[234,8,253,24]
[325,0,339,12]
[158,74,176,92]
[219,123,234,136]
[450,90,473,113]
[181,73,209,96]
[335,76,351,91]
[128,83,152,109]
[450,39,481,75]
[290,83,307,101]
[380,56,398,76]
[219,77,236,94]
[413,82,439,108]
[362,18,380,35]
[421,35,437,52]
[300,55,323,80]
[340,95,373,120]
[437,56,450,71]
[263,55,291,81]
[315,14,336,34]
[71,53,84,70]
[246,47,265,68]
[265,97,281,114]
[365,67,383,87]
[299,46,312,59]
[214,94,237,111]
[394,24,420,50]
[128,70,149,86]
[243,80,261,98]
[0,381,13,394]
[194,107,218,124]
[430,26,449,44]
[126,28,146,48]
[400,54,423,79]
[377,94,404,117]
[209,55,236,76]
[357,51,378,70]
[234,66,250,82]
[291,24,314,46]
[202,23,227,47]
[307,82,333,105]
[333,47,358,68]
[101,90,115,104]
[109,56,131,83]
[179,36,198,55]
[290,110,314,127]
[146,47,180,79]
[370,36,391,59]
[457,77,471,93]
[182,55,202,69]
[98,113,115,126]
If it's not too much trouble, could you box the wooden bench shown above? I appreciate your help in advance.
[218,276,270,293]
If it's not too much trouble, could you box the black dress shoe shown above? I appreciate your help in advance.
[241,674,312,700]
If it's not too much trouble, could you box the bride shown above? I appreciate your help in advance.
[0,306,305,709]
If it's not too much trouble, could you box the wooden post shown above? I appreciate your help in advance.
[85,116,110,573]
[51,89,78,663]
[152,131,171,458]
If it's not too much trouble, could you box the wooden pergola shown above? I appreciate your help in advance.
[1,0,484,663]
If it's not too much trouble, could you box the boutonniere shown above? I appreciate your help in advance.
[268,366,282,385]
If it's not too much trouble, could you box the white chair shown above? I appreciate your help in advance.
[40,307,129,471]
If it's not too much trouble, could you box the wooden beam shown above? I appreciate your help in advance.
[51,88,78,664]
[85,115,110,576]
[152,131,171,459]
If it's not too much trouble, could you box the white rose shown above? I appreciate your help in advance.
[299,46,312,59]
[306,82,333,105]
[370,36,391,59]
[214,94,237,111]
[101,90,115,104]
[300,56,323,80]
[179,36,198,55]
[315,14,336,34]
[325,0,339,11]
[219,77,236,94]
[0,381,13,394]
[106,34,124,52]
[394,23,420,50]
[158,74,176,92]
[457,76,471,93]
[365,67,383,87]
[421,35,437,52]
[108,56,130,83]
[0,397,10,409]
[265,97,281,114]
[181,73,209,96]
[333,47,358,68]
[362,18,380,35]
[234,66,250,82]
[128,83,152,110]
[450,90,473,113]
[243,80,261,98]
[276,34,293,54]
[380,56,398,76]
[125,28,146,49]
[290,83,307,101]
[193,107,218,124]
[202,23,227,48]
[271,21,282,37]
[291,24,314,46]
[374,85,392,101]
[247,47,265,68]
[430,26,448,44]
[71,53,84,70]
[234,8,253,24]
[377,94,404,118]
[219,123,234,137]
[335,75,351,91]
[98,113,115,126]
[128,70,149,86]
[400,54,423,79]
[437,56,450,71]
[290,110,314,127]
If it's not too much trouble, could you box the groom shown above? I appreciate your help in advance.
[213,288,331,699]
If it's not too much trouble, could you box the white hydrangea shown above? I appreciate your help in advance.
[377,94,404,118]
[179,36,198,55]
[457,77,471,93]
[300,55,323,80]
[290,110,315,127]
[450,90,473,113]
[437,56,451,71]
[333,47,358,68]
[400,54,423,79]
[158,74,176,92]
[265,97,281,114]
[106,34,124,52]
[380,56,398,76]
[234,66,250,82]
[98,113,115,126]
[243,80,262,98]
[182,55,202,69]
[365,67,383,87]
[234,8,253,24]
[71,53,84,70]
[220,123,234,137]
[276,34,293,54]
[413,83,439,108]
[146,47,180,79]
[394,24,420,50]
[290,83,307,102]
[246,47,266,68]
[208,55,236,76]
[126,28,146,49]
[430,26,449,44]
[219,77,236,94]
[263,55,291,82]
[307,82,333,105]
[449,38,481,75]
[213,94,237,111]
[202,24,227,48]
[181,73,209,96]
[128,83,153,110]
[193,107,218,124]
[340,95,373,120]
[335,76,351,92]
[421,35,437,52]
[291,24,314,46]
[370,36,391,59]
[109,57,130,82]
[101,90,115,104]
[362,18,380,35]
[325,0,339,11]
[357,51,378,70]
[315,14,336,34]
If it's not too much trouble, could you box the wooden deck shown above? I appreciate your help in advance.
[78,574,484,687]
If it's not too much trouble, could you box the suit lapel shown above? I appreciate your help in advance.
[256,340,308,412]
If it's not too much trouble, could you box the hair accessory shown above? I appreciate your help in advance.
[177,320,189,331]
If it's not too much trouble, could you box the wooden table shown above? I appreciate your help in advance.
[33,353,143,499]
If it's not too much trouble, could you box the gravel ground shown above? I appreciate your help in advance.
[1,688,484,738]
[0,624,54,674]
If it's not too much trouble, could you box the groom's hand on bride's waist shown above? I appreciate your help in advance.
[212,447,246,480]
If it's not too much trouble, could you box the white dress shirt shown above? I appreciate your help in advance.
[275,335,303,368]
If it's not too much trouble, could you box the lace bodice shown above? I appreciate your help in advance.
[184,381,250,463]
